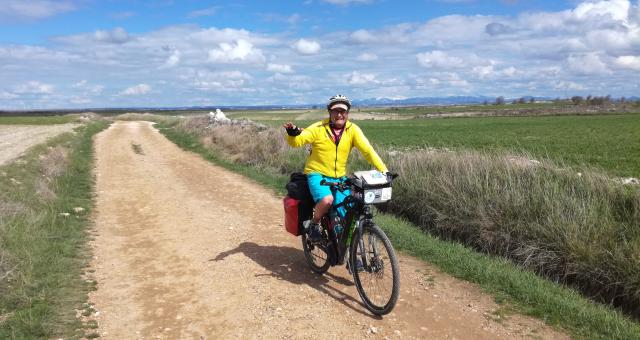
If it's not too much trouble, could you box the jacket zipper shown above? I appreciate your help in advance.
[326,122,346,178]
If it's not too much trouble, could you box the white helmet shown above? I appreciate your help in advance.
[327,94,351,111]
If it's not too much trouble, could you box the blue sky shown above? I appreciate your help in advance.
[1,0,639,109]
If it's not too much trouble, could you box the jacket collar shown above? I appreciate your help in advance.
[322,118,352,130]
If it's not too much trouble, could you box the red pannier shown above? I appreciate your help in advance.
[283,196,301,236]
[283,172,314,237]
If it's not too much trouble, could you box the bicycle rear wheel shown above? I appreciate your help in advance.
[301,233,331,274]
[350,223,400,315]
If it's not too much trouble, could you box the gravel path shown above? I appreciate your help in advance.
[0,124,79,166]
[88,121,567,339]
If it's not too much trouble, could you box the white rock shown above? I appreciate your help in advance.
[369,326,378,334]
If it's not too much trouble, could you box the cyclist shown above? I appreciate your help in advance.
[283,94,388,241]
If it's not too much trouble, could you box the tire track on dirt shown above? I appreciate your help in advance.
[89,121,567,339]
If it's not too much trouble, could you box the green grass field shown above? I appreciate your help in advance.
[0,116,77,125]
[278,113,640,178]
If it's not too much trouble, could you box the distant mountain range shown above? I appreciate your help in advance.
[352,96,499,106]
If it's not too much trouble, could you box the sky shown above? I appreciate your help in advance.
[0,0,639,109]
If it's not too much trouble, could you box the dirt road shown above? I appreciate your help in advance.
[89,121,566,339]
[0,123,78,166]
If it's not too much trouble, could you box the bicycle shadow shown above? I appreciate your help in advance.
[211,241,380,318]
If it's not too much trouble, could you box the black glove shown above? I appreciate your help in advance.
[286,125,301,136]
[385,171,398,182]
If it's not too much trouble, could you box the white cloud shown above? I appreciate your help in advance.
[0,91,19,100]
[349,24,413,44]
[72,81,104,95]
[14,81,53,94]
[356,53,378,61]
[416,51,466,68]
[2,0,639,108]
[267,63,293,73]
[554,80,585,91]
[567,53,610,75]
[347,71,379,85]
[72,80,87,88]
[350,29,376,43]
[615,55,640,70]
[208,39,266,64]
[162,49,181,68]
[120,84,151,96]
[0,0,75,21]
[94,27,132,44]
[572,0,630,23]
[181,69,253,91]
[292,38,321,55]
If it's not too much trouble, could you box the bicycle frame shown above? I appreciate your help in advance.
[321,181,375,267]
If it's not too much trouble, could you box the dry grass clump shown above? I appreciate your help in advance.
[40,146,68,179]
[0,250,17,288]
[177,116,306,173]
[66,112,104,122]
[386,149,640,315]
[0,195,25,215]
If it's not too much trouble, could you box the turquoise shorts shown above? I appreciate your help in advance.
[307,173,350,217]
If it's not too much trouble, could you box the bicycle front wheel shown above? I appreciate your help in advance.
[350,223,400,315]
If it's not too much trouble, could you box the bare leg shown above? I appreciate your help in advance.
[312,195,333,224]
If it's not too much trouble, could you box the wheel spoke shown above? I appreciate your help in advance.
[351,224,399,314]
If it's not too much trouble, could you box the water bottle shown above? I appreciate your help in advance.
[332,215,344,236]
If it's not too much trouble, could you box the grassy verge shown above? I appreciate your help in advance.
[155,119,640,339]
[0,121,109,338]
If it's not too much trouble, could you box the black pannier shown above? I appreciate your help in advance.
[285,172,314,224]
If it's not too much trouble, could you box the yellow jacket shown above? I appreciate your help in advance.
[286,119,388,178]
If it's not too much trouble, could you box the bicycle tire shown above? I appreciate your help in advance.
[301,233,331,274]
[350,223,400,315]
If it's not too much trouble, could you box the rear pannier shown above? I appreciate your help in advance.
[283,172,314,236]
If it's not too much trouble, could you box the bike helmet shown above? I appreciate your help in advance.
[327,94,351,111]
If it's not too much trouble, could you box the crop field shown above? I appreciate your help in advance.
[249,113,640,178]
[0,115,77,125]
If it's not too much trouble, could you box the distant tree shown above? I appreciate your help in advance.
[529,97,535,104]
[511,99,518,104]
[494,96,505,105]
[311,105,318,109]
[620,96,626,103]
[571,96,584,105]
[483,100,488,105]
[586,95,593,105]
[518,97,526,104]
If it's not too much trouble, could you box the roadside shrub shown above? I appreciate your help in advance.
[386,150,640,315]
[176,117,307,174]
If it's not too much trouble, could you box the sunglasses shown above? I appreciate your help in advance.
[330,109,348,115]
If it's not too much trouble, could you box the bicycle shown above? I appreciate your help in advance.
[300,170,400,315]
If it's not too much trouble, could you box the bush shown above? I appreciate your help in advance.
[386,150,640,315]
